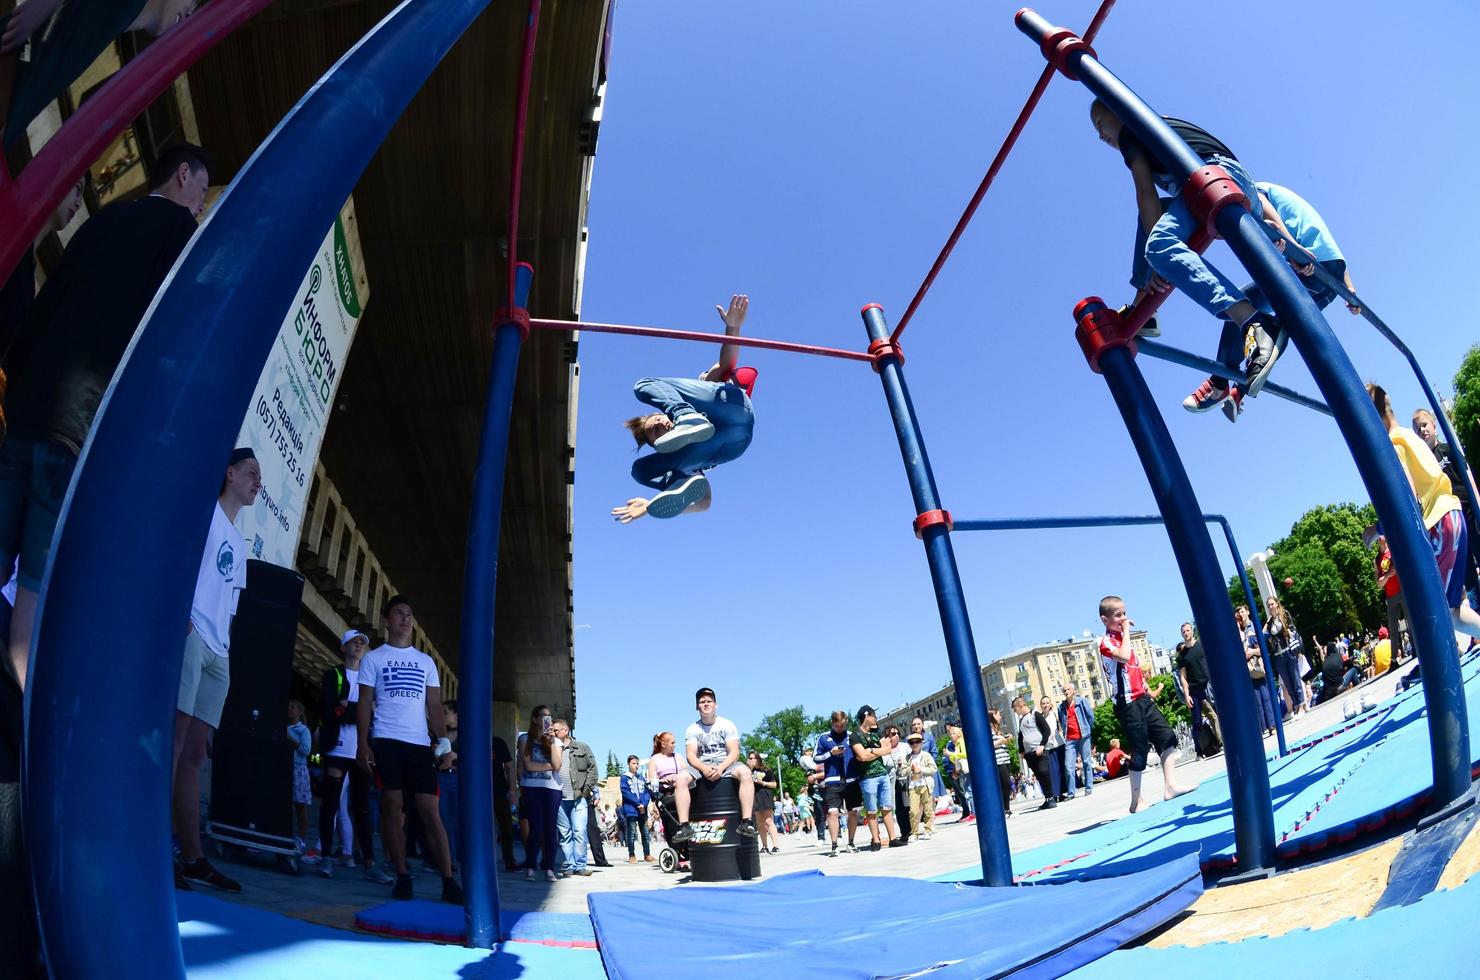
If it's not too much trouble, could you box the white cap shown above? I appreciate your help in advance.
[341,629,368,646]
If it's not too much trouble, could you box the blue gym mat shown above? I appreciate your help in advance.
[1073,849,1480,978]
[937,652,1480,883]
[177,892,605,979]
[354,899,598,946]
[588,853,1202,979]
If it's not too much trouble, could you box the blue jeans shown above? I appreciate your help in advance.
[1253,680,1278,731]
[957,771,974,815]
[437,770,459,864]
[557,797,589,872]
[630,377,754,491]
[1063,736,1094,795]
[1131,154,1262,316]
[623,812,651,858]
[859,774,891,815]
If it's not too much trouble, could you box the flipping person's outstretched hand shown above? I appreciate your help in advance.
[716,294,749,331]
[612,497,649,524]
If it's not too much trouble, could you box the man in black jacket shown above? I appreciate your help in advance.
[0,143,210,692]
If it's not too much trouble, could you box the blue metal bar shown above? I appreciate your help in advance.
[22,1,494,975]
[1137,338,1332,417]
[954,514,1288,757]
[1211,516,1287,758]
[1091,338,1279,873]
[1221,205,1470,805]
[861,304,1012,886]
[457,263,532,947]
[1014,6,1470,807]
[1261,223,1476,501]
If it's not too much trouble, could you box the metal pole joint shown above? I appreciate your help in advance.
[1073,296,1136,373]
[1182,165,1247,238]
[1039,26,1095,80]
[495,305,532,343]
[913,509,954,539]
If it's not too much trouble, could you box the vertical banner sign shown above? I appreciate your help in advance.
[235,201,369,567]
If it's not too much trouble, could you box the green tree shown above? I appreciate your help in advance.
[1224,503,1381,644]
[1451,343,1480,468]
[604,749,620,779]
[744,706,827,801]
[1092,699,1120,753]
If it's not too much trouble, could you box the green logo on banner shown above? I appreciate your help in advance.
[332,216,362,318]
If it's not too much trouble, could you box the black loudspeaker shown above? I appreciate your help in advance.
[210,560,305,840]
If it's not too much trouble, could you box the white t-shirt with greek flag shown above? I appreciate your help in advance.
[360,644,439,747]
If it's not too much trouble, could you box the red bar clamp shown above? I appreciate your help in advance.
[1182,165,1247,239]
[1040,27,1095,81]
[1073,296,1135,374]
[868,337,905,373]
[495,306,532,342]
[914,509,953,539]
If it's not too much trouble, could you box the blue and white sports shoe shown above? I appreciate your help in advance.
[647,473,711,519]
[653,415,714,454]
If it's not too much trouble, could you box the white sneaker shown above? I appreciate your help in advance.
[653,415,714,454]
[646,473,711,519]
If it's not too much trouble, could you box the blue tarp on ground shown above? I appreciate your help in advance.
[938,651,1480,884]
[178,893,606,979]
[1074,855,1480,978]
[588,851,1202,979]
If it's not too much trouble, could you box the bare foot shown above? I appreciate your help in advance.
[1164,784,1197,801]
[1129,796,1153,814]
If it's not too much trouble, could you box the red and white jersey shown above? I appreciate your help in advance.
[1099,629,1148,704]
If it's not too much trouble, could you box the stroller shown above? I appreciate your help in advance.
[653,789,690,874]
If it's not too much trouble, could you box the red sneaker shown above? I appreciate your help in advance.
[1182,377,1231,414]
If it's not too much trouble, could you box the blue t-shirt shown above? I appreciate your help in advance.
[1256,182,1343,264]
[813,729,852,785]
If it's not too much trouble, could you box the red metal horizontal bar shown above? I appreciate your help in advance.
[0,0,273,285]
[527,318,874,363]
[889,0,1116,345]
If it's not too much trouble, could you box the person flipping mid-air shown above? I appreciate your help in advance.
[612,294,756,523]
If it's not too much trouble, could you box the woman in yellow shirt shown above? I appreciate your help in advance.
[1369,384,1480,640]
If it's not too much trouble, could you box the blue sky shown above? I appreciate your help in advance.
[565,1,1480,759]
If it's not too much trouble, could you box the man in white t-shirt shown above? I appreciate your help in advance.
[356,594,462,903]
[669,687,758,844]
[174,447,259,894]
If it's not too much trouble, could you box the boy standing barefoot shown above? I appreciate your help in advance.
[1098,596,1195,813]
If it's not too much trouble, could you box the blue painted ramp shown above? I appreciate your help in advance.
[588,853,1202,979]
[177,893,605,979]
[1074,853,1480,978]
[938,652,1480,883]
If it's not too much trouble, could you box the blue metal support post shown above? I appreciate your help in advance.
[861,304,1012,886]
[1212,516,1286,758]
[1017,4,1469,813]
[458,262,532,947]
[1074,303,1278,874]
[21,2,494,975]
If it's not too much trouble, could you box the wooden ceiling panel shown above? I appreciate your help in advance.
[187,0,606,715]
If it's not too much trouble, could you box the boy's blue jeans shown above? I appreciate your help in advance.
[630,377,753,490]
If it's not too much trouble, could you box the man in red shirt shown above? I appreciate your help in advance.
[1104,739,1127,779]
[1057,683,1096,798]
[1099,595,1196,813]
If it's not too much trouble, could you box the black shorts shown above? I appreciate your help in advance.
[844,781,864,811]
[1113,696,1177,772]
[823,783,847,812]
[370,737,438,796]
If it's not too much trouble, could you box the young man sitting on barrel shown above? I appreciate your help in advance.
[669,687,759,844]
